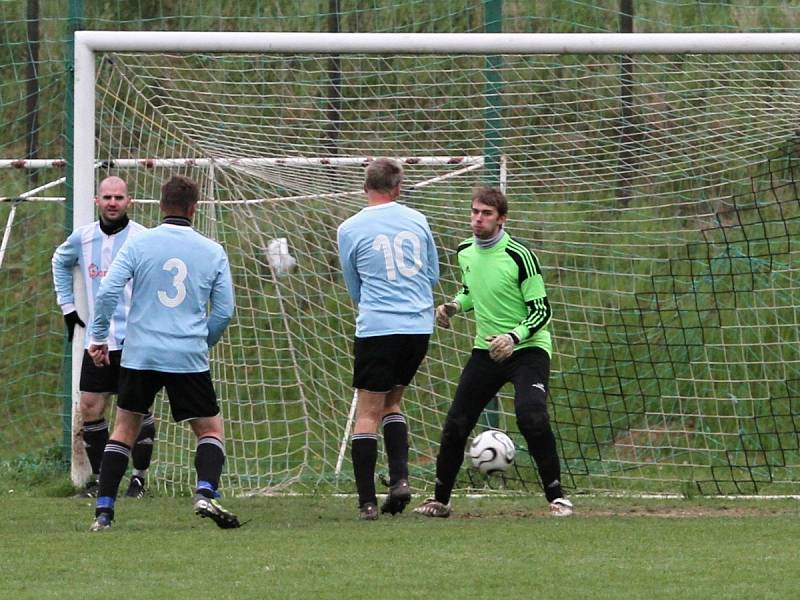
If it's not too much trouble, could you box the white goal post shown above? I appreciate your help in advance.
[71,32,800,497]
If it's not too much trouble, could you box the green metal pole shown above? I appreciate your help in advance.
[61,0,84,469]
[26,0,40,188]
[482,0,503,430]
[326,0,342,156]
[483,0,503,188]
[617,0,635,208]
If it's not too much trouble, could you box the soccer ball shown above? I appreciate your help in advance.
[469,430,515,475]
[266,237,297,277]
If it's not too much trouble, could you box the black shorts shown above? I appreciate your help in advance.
[451,346,551,421]
[117,367,219,422]
[79,349,122,394]
[352,334,430,392]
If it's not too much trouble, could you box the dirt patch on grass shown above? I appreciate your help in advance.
[452,499,800,519]
[570,504,798,518]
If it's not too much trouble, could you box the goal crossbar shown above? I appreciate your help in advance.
[76,31,800,55]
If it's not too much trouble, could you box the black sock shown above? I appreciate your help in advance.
[194,436,225,498]
[351,433,378,506]
[516,400,563,501]
[545,479,564,503]
[523,427,563,501]
[382,413,409,484]
[96,440,130,517]
[82,418,109,477]
[434,477,454,506]
[433,426,469,506]
[131,413,156,472]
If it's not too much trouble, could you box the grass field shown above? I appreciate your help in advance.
[1,488,799,599]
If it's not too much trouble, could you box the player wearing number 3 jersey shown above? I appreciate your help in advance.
[87,175,239,531]
[337,158,439,520]
[90,209,233,373]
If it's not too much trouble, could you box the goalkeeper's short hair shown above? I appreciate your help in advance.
[472,186,508,217]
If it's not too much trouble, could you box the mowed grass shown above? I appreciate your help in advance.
[1,493,799,599]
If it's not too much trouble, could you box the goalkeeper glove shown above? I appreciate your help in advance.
[485,332,520,362]
[435,302,460,329]
[63,311,86,342]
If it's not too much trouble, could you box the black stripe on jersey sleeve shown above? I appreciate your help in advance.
[456,239,472,300]
[504,249,528,285]
[505,243,541,285]
[506,237,541,277]
[521,297,552,338]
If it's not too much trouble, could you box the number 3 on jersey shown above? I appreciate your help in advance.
[373,231,422,281]
[158,257,188,307]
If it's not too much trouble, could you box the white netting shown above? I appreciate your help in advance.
[91,49,800,496]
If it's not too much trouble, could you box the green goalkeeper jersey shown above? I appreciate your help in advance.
[452,230,552,356]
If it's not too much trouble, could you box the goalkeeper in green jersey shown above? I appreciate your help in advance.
[414,187,573,518]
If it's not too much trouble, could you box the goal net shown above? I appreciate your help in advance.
[73,32,800,497]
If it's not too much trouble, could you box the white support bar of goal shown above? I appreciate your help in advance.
[0,175,67,267]
[335,391,359,477]
[1,156,482,169]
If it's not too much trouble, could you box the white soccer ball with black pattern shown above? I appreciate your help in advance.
[469,430,515,475]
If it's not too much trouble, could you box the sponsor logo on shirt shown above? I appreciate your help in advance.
[87,263,107,279]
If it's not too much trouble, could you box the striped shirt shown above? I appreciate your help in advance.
[51,220,147,350]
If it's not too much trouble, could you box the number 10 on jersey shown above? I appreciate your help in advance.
[373,231,422,280]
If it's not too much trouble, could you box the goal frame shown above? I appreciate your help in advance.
[71,31,800,487]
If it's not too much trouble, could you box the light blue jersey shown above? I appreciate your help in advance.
[51,219,147,350]
[337,201,439,337]
[89,222,235,373]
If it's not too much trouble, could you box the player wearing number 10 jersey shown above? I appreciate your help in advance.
[337,158,439,520]
[87,175,238,531]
